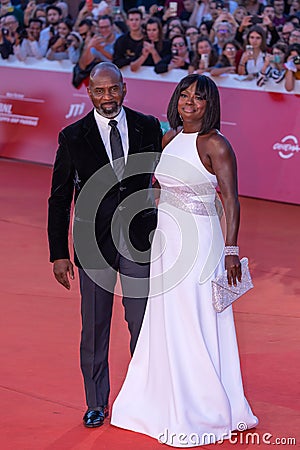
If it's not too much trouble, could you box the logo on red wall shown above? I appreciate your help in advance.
[65,103,85,119]
[273,135,300,159]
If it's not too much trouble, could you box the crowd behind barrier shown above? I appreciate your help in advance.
[0,0,300,206]
[1,0,300,91]
[0,58,299,205]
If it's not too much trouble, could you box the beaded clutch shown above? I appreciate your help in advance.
[212,257,254,313]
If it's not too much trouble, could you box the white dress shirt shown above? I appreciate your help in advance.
[93,107,129,166]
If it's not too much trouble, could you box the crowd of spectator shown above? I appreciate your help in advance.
[1,0,300,91]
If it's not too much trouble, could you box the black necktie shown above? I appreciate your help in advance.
[108,119,125,181]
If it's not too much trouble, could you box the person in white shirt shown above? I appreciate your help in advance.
[14,18,43,61]
[39,4,62,56]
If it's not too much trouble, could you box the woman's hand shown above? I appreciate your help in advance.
[239,15,252,32]
[225,255,241,286]
[52,37,66,51]
[171,55,186,68]
[144,40,155,55]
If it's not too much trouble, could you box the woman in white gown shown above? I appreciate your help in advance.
[111,74,258,446]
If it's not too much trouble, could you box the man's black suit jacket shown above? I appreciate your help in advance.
[48,106,162,269]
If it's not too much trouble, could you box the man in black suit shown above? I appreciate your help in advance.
[48,62,162,428]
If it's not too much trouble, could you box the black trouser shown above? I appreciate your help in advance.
[78,254,149,408]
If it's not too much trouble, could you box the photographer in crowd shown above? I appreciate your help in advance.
[46,17,80,63]
[0,13,19,58]
[257,41,287,86]
[284,42,300,90]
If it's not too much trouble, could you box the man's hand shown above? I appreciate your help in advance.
[53,259,74,290]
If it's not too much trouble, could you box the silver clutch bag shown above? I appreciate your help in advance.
[212,257,254,313]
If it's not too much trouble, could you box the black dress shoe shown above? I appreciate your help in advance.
[83,407,109,428]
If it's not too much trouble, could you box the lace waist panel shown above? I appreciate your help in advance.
[159,184,218,216]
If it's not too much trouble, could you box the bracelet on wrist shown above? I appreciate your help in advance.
[224,245,239,256]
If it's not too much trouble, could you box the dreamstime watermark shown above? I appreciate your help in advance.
[73,152,223,297]
[158,423,297,446]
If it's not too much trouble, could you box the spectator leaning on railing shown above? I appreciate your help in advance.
[155,34,192,73]
[14,17,43,61]
[257,41,287,87]
[130,16,171,71]
[46,18,80,63]
[188,36,218,74]
[238,25,268,77]
[211,38,241,76]
[284,42,300,90]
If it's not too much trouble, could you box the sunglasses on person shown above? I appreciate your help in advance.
[172,42,185,47]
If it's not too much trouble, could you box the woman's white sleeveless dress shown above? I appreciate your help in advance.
[111,132,258,447]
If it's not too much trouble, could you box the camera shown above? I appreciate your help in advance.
[251,15,263,25]
[293,55,300,65]
[18,28,28,39]
[49,25,57,36]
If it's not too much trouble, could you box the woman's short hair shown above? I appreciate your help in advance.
[167,74,220,134]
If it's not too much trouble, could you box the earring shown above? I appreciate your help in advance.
[179,114,183,122]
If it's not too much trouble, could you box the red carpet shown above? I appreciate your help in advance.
[0,159,299,449]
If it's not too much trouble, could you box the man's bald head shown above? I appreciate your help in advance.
[87,62,127,119]
[89,62,123,87]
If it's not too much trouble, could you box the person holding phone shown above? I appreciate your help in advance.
[238,25,268,76]
[257,41,287,86]
[188,36,218,74]
[162,0,185,21]
[155,34,192,73]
